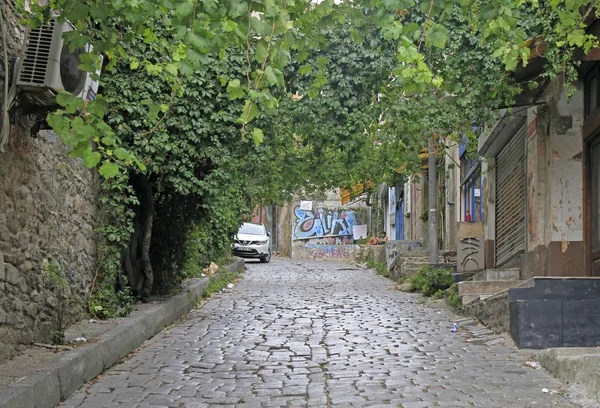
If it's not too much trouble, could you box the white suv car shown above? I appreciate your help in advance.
[233,223,271,263]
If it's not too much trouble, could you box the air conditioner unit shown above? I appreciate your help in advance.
[16,18,101,106]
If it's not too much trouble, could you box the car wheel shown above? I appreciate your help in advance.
[260,249,271,263]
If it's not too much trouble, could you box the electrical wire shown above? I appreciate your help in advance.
[0,6,10,152]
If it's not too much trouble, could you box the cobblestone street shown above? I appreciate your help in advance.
[59,258,577,408]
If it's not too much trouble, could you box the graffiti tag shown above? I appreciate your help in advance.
[307,245,353,260]
[294,207,358,240]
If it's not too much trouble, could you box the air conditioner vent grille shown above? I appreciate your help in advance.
[19,20,55,85]
[59,44,86,94]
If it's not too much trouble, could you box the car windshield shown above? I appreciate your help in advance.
[238,223,265,235]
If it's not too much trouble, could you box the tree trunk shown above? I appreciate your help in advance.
[121,205,143,293]
[428,137,438,264]
[139,175,154,302]
[121,173,155,302]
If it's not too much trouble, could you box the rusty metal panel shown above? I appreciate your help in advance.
[495,125,527,266]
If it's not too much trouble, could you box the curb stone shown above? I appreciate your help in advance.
[537,347,600,408]
[224,257,245,273]
[0,257,245,408]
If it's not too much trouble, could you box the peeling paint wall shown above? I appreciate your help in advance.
[481,158,496,269]
[524,79,584,278]
[477,79,584,276]
[445,142,460,251]
[410,177,425,243]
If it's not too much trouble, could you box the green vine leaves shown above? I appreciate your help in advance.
[47,91,146,176]
[16,0,600,180]
[18,0,311,178]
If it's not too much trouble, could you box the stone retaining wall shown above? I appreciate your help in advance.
[1,3,102,360]
[0,129,101,360]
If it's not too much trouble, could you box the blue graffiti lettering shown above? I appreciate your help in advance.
[294,206,359,240]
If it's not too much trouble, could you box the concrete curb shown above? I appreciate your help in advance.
[537,347,600,408]
[224,257,245,274]
[0,258,245,408]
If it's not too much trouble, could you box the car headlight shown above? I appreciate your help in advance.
[257,240,268,245]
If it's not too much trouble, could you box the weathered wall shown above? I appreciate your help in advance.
[0,130,100,359]
[481,158,495,269]
[445,141,459,251]
[407,175,425,242]
[0,3,100,359]
[524,80,584,278]
[292,243,358,261]
[290,189,369,259]
[456,222,484,272]
[478,79,584,277]
[1,0,25,56]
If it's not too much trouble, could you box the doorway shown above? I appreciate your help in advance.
[588,136,600,275]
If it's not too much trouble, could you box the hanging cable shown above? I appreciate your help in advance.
[0,6,11,152]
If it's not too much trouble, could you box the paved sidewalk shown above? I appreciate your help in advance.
[0,259,244,408]
[58,258,577,407]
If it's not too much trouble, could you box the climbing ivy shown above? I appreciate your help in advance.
[87,21,295,308]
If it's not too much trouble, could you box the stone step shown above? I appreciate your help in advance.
[397,251,430,258]
[462,294,481,304]
[462,293,496,305]
[392,250,445,258]
[458,280,523,297]
[472,268,520,282]
[402,260,431,267]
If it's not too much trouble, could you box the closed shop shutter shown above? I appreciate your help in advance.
[495,124,527,266]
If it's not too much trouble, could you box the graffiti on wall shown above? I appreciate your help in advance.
[456,222,485,273]
[293,206,359,240]
[306,244,355,260]
[458,237,484,272]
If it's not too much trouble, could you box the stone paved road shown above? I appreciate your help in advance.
[59,258,578,408]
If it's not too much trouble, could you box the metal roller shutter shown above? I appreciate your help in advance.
[495,124,527,266]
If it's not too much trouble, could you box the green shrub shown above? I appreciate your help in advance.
[42,261,71,345]
[409,265,454,297]
[374,261,389,277]
[445,283,462,309]
[182,221,234,279]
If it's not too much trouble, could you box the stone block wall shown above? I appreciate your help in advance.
[1,0,26,56]
[0,129,100,359]
[0,2,101,359]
